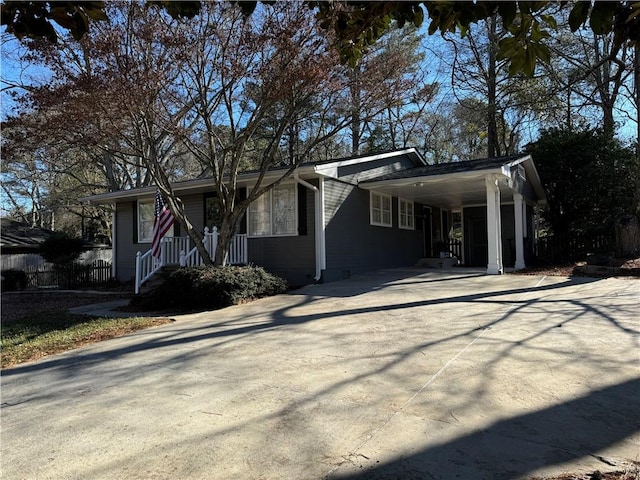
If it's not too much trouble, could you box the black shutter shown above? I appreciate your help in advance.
[132,201,138,243]
[297,184,307,236]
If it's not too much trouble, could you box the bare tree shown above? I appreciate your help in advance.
[168,2,352,264]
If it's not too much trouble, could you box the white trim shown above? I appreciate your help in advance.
[398,198,415,230]
[513,193,526,270]
[360,168,508,190]
[319,178,326,270]
[370,191,393,228]
[485,175,503,274]
[247,183,298,238]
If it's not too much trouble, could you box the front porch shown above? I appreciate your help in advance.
[359,155,546,275]
[135,227,248,293]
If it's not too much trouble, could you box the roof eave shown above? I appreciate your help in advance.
[80,165,318,204]
[360,167,505,189]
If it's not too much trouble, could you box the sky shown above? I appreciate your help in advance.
[1,15,637,215]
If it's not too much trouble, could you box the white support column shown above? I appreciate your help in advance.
[318,177,326,272]
[111,209,117,279]
[486,175,503,274]
[513,193,526,270]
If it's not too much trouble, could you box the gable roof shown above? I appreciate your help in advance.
[362,154,526,182]
[360,154,546,208]
[80,148,426,204]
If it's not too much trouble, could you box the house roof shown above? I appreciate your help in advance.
[80,148,426,204]
[79,149,545,209]
[360,154,546,208]
[0,218,56,252]
[362,154,526,182]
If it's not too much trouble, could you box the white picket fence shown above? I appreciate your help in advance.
[135,227,248,294]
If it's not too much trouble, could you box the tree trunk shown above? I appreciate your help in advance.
[349,64,362,155]
[215,210,245,266]
[487,15,498,158]
[635,43,640,215]
[164,195,214,266]
[615,214,640,258]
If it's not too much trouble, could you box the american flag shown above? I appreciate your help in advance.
[151,190,175,259]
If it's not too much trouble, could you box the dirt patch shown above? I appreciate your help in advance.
[513,257,640,278]
[1,291,132,323]
[534,466,640,480]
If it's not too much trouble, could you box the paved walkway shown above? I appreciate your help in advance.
[2,269,639,480]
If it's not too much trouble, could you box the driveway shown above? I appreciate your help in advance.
[1,269,639,480]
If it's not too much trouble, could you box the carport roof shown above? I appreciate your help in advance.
[359,154,545,209]
[362,154,525,182]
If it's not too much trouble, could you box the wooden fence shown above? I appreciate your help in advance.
[534,234,613,264]
[24,260,112,289]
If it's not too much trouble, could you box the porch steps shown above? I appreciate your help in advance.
[416,257,459,269]
[136,266,179,295]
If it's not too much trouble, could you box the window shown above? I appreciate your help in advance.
[138,200,155,243]
[248,184,297,236]
[399,198,414,230]
[370,191,392,227]
[137,198,173,243]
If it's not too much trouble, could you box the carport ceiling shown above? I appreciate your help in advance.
[360,171,515,210]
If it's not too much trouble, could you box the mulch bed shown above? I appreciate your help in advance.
[513,257,640,278]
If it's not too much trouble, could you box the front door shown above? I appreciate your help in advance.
[423,206,432,257]
[464,207,488,267]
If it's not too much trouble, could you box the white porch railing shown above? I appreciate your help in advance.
[135,227,248,294]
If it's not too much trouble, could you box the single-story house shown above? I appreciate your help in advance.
[80,148,546,290]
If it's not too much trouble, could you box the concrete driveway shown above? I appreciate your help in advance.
[2,269,639,480]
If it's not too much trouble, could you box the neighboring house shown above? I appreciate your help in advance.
[1,218,56,255]
[0,217,112,271]
[80,148,545,289]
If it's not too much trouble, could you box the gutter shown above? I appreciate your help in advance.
[294,173,326,282]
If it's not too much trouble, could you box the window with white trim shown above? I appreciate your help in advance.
[398,198,414,230]
[138,200,154,243]
[248,184,297,236]
[138,199,174,243]
[370,191,392,227]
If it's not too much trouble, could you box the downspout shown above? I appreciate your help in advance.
[294,173,325,282]
[111,206,117,280]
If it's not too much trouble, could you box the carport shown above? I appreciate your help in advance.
[359,154,546,274]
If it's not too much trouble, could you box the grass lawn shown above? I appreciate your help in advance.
[1,311,172,369]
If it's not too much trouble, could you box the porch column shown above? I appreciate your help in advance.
[513,193,526,270]
[486,175,503,274]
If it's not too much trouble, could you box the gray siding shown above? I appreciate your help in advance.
[247,184,316,287]
[323,179,423,282]
[115,201,138,282]
[182,193,206,233]
[114,193,207,283]
[337,155,417,183]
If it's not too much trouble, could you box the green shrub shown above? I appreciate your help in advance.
[130,265,287,311]
[1,270,28,291]
[40,235,85,265]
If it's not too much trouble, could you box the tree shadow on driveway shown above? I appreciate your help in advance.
[329,377,640,480]
[2,272,635,380]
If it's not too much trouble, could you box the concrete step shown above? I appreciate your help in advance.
[416,257,459,268]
